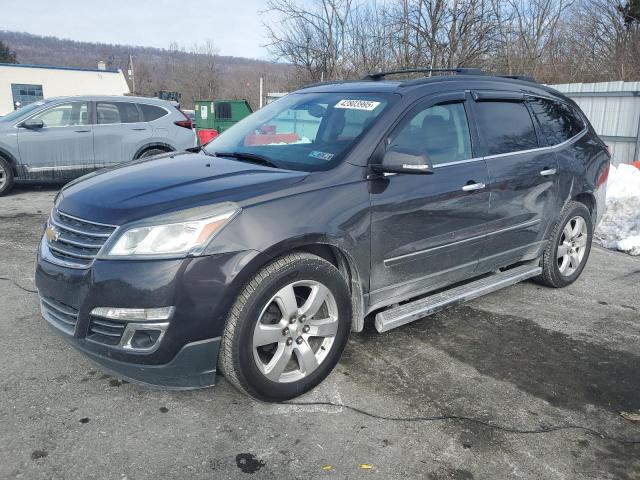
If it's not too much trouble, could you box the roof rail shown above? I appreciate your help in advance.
[362,68,484,81]
[494,74,537,83]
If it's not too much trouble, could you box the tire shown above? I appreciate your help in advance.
[535,201,593,288]
[219,252,352,402]
[0,157,15,196]
[138,148,168,159]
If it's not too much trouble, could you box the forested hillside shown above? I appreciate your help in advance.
[0,31,297,108]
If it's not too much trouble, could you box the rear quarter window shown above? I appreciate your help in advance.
[139,104,168,122]
[474,101,539,155]
[528,97,585,145]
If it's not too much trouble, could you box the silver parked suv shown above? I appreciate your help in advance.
[0,95,197,195]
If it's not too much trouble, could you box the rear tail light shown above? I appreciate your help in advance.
[597,164,610,187]
[174,108,193,129]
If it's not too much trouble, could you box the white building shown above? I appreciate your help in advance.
[0,63,130,116]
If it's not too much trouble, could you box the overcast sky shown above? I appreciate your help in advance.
[0,0,275,59]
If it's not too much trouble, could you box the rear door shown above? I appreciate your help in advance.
[470,92,559,271]
[369,92,491,308]
[93,101,151,167]
[16,101,94,179]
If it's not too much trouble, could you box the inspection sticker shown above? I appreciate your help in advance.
[309,150,335,161]
[335,99,381,111]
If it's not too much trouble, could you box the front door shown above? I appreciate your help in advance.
[17,101,94,179]
[469,93,559,271]
[369,93,491,309]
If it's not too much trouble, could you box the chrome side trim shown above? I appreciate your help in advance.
[384,218,541,266]
[432,157,483,169]
[25,165,85,173]
[483,129,587,161]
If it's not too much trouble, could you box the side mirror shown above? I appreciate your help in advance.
[377,146,433,174]
[19,118,44,130]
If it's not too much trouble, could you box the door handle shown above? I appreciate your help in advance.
[73,129,90,133]
[132,128,147,131]
[462,182,485,192]
[540,168,557,176]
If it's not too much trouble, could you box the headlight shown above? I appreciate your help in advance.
[105,203,239,258]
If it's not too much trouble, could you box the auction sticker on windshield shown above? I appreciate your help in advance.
[335,99,381,111]
[309,150,335,161]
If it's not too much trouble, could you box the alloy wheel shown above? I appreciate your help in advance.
[557,215,588,277]
[252,280,339,383]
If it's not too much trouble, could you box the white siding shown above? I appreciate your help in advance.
[549,81,640,165]
[0,65,130,115]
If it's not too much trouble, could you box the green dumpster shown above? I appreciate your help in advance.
[194,99,253,134]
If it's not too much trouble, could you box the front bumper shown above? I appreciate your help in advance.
[35,242,262,389]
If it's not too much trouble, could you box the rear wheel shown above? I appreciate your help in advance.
[219,252,352,402]
[0,157,15,196]
[536,201,593,288]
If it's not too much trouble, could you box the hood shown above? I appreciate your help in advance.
[57,152,308,225]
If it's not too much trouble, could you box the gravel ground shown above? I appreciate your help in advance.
[1,184,639,480]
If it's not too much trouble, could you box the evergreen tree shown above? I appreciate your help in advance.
[0,40,18,63]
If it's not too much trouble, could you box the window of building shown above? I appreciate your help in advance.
[389,102,473,165]
[11,84,43,109]
[474,101,538,155]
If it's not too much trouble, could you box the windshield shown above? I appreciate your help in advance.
[0,101,47,123]
[204,92,393,172]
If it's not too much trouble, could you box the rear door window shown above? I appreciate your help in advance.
[390,101,473,165]
[474,101,538,155]
[528,97,585,145]
[97,102,142,124]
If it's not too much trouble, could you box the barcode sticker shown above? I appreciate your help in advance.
[335,99,381,111]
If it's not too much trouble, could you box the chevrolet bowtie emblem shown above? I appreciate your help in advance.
[45,225,60,242]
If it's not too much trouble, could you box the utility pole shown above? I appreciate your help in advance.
[128,54,136,95]
[259,76,264,109]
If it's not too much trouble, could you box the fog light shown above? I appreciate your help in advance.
[90,306,175,321]
[130,329,162,349]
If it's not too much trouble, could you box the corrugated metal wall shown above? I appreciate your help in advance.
[549,81,640,165]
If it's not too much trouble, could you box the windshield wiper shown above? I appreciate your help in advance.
[213,151,279,168]
[187,145,217,157]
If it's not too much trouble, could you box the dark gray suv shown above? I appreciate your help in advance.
[35,69,610,401]
[0,95,196,195]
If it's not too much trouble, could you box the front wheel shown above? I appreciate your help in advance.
[536,201,593,288]
[0,157,15,196]
[219,252,352,402]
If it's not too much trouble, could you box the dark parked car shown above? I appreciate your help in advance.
[35,69,610,401]
[0,96,196,195]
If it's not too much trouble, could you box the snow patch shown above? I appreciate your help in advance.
[595,164,640,256]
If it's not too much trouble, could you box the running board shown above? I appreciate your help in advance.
[374,265,542,333]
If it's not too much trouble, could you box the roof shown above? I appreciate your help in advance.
[296,75,558,96]
[26,95,176,106]
[0,62,121,74]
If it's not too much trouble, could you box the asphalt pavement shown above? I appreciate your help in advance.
[1,184,639,479]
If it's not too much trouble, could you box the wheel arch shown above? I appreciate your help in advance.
[235,237,367,333]
[572,192,597,219]
[133,142,175,160]
[0,146,19,176]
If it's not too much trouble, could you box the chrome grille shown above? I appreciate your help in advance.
[45,209,117,268]
[87,317,126,346]
[40,296,79,335]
